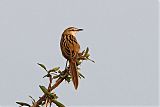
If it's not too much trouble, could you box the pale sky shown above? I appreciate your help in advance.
[0,0,158,106]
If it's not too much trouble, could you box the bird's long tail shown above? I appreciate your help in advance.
[69,60,78,89]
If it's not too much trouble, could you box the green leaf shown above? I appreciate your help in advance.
[87,58,95,63]
[53,75,60,79]
[39,85,50,95]
[85,53,90,58]
[51,99,65,107]
[49,93,58,99]
[79,72,85,79]
[37,63,47,71]
[65,76,71,83]
[29,96,35,104]
[16,102,30,107]
[84,47,89,57]
[58,70,62,73]
[48,67,60,73]
[81,50,85,55]
[43,73,51,78]
[76,60,82,66]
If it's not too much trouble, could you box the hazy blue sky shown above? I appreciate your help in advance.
[0,0,158,106]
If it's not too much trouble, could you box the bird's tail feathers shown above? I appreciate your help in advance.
[69,60,79,90]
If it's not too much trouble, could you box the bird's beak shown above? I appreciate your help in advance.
[77,28,83,31]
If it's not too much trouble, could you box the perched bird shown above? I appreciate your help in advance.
[60,27,83,89]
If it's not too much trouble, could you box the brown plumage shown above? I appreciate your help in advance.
[60,27,83,89]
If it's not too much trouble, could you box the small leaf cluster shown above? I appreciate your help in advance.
[39,85,64,107]
[37,64,65,107]
[77,47,95,66]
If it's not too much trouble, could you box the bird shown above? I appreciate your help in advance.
[60,27,83,89]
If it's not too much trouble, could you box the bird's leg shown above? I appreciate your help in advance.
[65,60,68,69]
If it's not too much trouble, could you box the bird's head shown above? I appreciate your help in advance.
[63,27,83,36]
